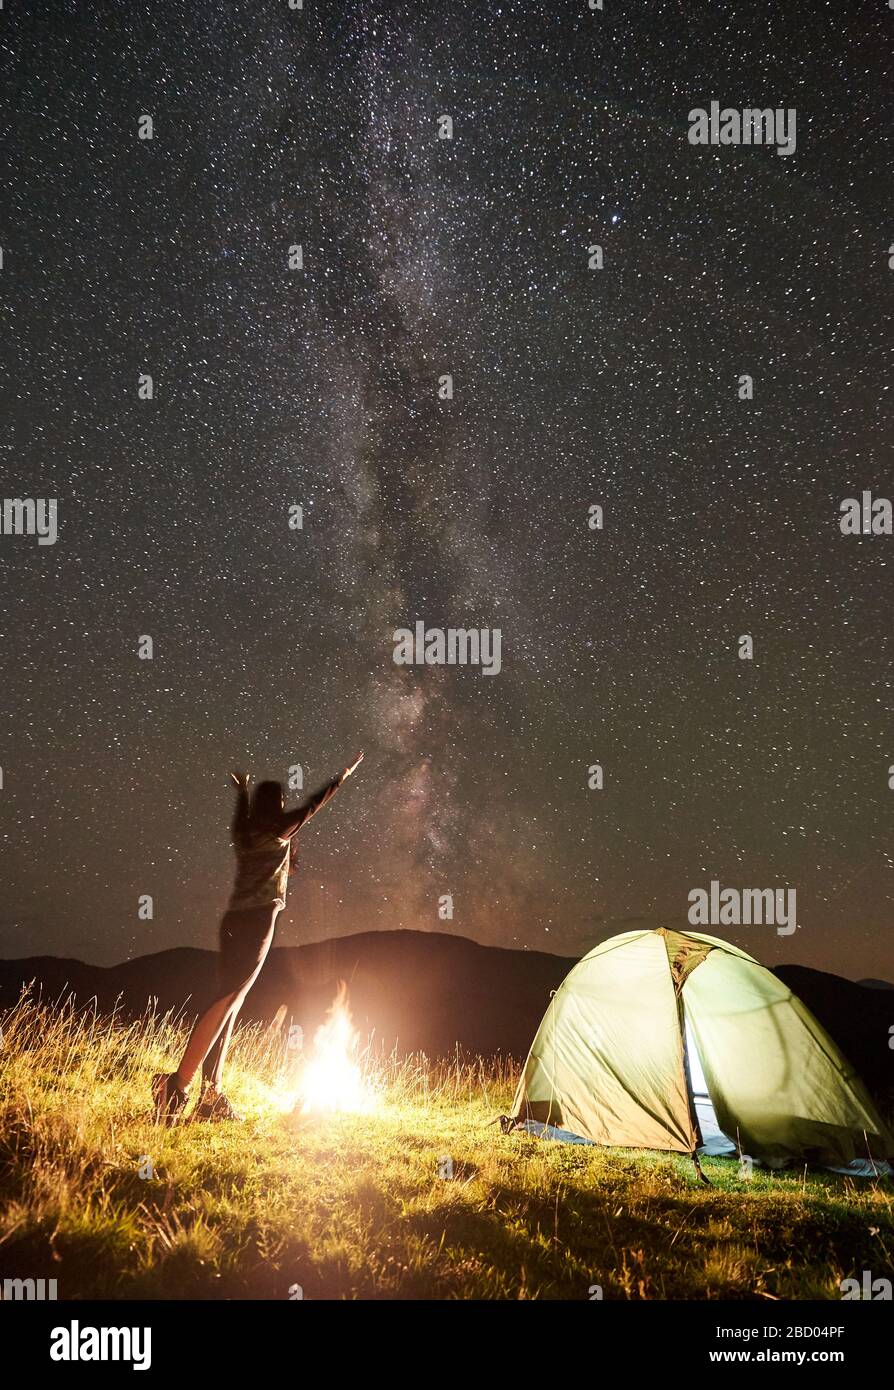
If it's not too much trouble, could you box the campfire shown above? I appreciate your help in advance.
[295,982,375,1115]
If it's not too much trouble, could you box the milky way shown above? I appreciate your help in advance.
[0,0,891,979]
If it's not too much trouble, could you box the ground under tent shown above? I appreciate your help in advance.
[509,927,893,1177]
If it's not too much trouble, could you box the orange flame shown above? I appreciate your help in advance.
[296,982,374,1114]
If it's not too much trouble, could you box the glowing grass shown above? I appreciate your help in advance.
[0,992,891,1300]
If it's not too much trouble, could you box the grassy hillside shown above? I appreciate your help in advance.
[0,993,891,1300]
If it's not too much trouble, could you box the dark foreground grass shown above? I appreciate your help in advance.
[0,994,891,1300]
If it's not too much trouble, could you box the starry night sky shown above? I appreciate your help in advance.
[1,0,891,979]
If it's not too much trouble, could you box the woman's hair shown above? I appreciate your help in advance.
[251,780,284,827]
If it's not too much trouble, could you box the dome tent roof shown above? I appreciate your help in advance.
[512,927,892,1165]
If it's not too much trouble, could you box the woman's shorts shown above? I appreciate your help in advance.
[217,904,279,995]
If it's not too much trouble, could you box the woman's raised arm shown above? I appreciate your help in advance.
[230,771,250,837]
[278,753,363,838]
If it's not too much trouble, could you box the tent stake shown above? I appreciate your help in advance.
[692,1152,711,1185]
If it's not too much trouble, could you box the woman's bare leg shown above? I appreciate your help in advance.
[201,993,243,1091]
[200,945,271,1091]
[175,991,238,1089]
[175,905,279,1094]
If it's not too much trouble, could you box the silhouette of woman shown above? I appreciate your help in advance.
[152,752,363,1122]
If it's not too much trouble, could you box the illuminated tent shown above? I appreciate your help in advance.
[511,928,892,1167]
